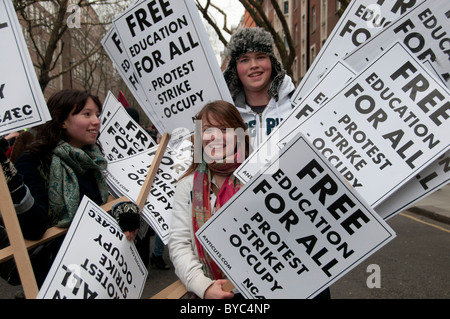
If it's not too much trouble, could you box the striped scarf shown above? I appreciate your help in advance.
[192,159,243,280]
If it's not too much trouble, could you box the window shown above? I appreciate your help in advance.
[284,1,289,15]
[311,6,316,33]
[310,44,316,64]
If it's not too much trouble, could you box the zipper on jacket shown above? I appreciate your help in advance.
[258,112,263,146]
[249,109,264,147]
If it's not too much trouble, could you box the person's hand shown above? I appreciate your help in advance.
[124,229,139,242]
[111,201,141,241]
[4,131,19,141]
[204,279,234,299]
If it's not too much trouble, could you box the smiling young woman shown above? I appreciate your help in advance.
[0,89,140,288]
[61,97,101,149]
[169,100,249,299]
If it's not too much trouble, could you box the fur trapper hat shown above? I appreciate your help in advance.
[223,27,286,100]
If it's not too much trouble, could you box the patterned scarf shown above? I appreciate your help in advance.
[192,157,244,280]
[48,141,109,227]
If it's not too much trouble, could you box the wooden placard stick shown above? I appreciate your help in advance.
[135,132,170,210]
[222,280,236,293]
[0,166,39,299]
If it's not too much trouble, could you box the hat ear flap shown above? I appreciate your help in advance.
[268,56,286,100]
[223,59,242,100]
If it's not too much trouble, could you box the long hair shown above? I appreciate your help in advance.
[27,89,102,156]
[180,100,250,180]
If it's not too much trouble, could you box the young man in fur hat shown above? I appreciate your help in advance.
[223,27,295,151]
[223,28,331,299]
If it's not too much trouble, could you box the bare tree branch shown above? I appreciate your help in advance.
[14,0,131,93]
[196,0,229,47]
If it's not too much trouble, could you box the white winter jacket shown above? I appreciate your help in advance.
[234,74,296,150]
[168,174,219,298]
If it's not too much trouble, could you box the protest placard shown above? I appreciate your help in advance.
[37,196,148,299]
[105,139,193,243]
[197,133,396,299]
[237,43,449,220]
[0,0,50,135]
[100,91,121,126]
[375,150,449,219]
[99,97,156,162]
[344,0,450,89]
[234,61,356,183]
[288,42,449,208]
[111,0,232,140]
[102,26,167,134]
[292,0,424,104]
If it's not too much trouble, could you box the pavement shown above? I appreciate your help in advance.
[405,183,450,225]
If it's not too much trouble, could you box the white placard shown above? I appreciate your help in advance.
[99,99,156,162]
[111,0,232,140]
[100,91,121,126]
[105,139,193,244]
[288,42,449,207]
[102,27,167,134]
[37,196,147,299]
[376,150,450,219]
[0,0,50,135]
[292,0,424,103]
[234,61,356,183]
[197,133,395,299]
[344,0,450,88]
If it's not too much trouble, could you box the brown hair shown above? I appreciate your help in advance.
[27,89,102,156]
[180,100,249,180]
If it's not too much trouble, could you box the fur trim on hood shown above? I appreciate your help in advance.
[223,27,286,101]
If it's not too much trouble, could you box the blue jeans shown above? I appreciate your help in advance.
[152,235,165,256]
